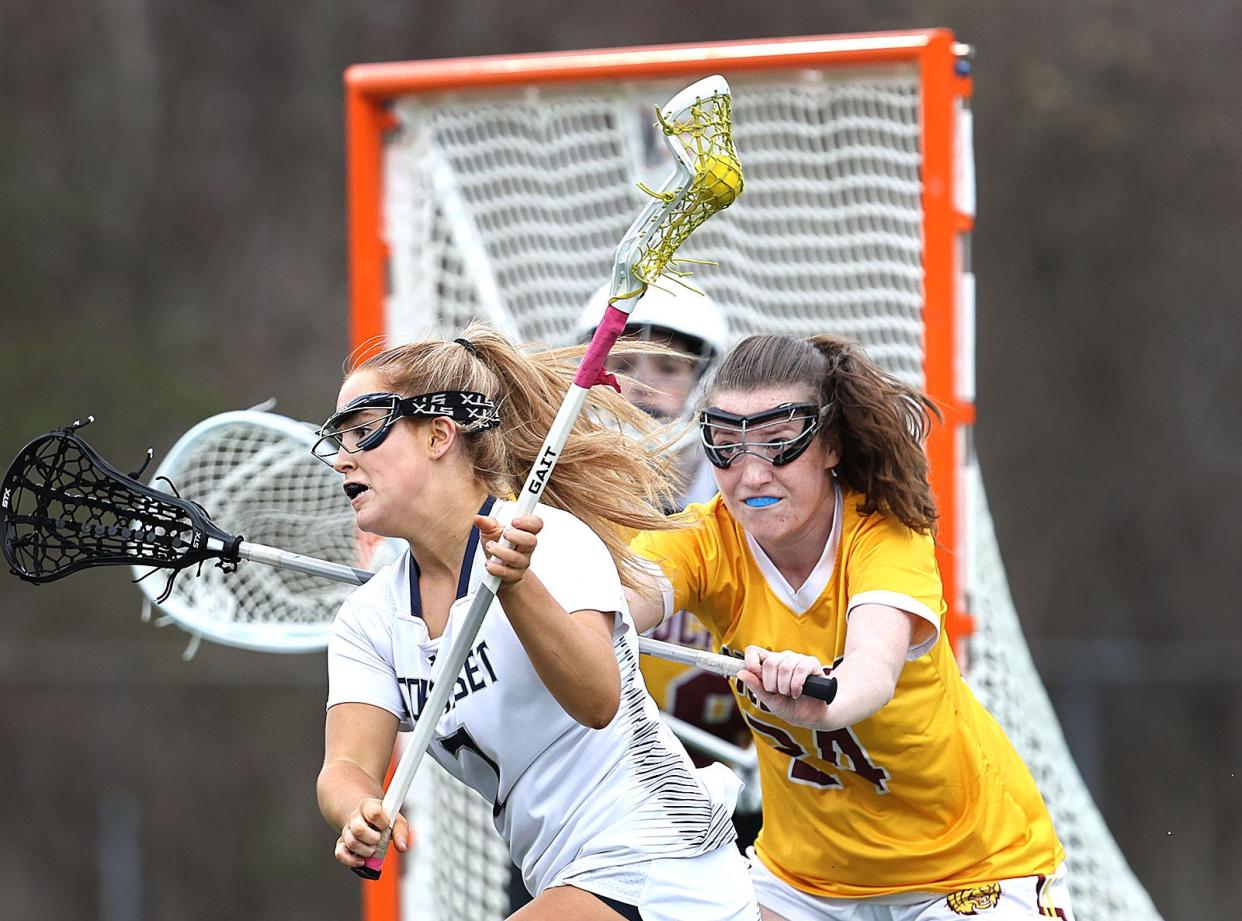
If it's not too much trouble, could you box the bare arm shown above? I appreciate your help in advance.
[477,514,621,729]
[317,703,410,869]
[623,577,669,636]
[737,603,917,730]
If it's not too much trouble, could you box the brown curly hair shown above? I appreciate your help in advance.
[704,333,940,533]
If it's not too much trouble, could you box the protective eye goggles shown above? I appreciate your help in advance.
[699,402,828,469]
[311,390,500,466]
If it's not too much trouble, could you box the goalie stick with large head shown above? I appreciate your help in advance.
[124,409,399,653]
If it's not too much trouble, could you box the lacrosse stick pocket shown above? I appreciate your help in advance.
[1,424,241,585]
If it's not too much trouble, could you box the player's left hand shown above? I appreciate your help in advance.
[475,513,542,592]
[737,646,832,727]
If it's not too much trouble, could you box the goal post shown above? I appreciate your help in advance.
[342,30,1163,921]
[345,28,976,648]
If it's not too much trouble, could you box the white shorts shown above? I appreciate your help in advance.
[749,851,1075,921]
[563,844,761,921]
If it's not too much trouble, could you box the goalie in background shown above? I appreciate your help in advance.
[575,282,755,785]
[315,324,761,921]
[575,281,729,509]
[627,333,1074,921]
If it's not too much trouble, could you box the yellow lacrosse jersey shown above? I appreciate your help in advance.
[632,490,1064,898]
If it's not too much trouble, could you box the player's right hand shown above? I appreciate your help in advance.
[476,513,543,592]
[737,645,832,728]
[334,797,411,868]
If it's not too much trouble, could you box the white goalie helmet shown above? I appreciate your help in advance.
[575,282,730,363]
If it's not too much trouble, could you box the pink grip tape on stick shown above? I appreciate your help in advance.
[573,304,630,390]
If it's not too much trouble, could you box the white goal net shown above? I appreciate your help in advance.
[380,72,930,380]
[343,33,1163,921]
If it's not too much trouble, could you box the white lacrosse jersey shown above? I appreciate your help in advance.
[327,498,738,896]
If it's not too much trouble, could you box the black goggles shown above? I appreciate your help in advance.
[699,402,828,469]
[311,390,500,466]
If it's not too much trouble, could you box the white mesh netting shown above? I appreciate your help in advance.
[395,744,513,920]
[384,70,927,384]
[966,464,1162,920]
[366,66,1162,920]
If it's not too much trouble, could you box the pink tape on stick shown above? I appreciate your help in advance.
[573,304,631,390]
[357,848,385,879]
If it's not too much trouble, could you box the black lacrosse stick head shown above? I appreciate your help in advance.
[1,425,240,584]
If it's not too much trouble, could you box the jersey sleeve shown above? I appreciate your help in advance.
[528,510,626,617]
[845,515,946,659]
[629,503,730,637]
[326,598,407,724]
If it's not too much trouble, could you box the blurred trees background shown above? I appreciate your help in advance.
[2,1,1239,919]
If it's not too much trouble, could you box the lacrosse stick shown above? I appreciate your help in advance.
[352,73,745,879]
[0,413,838,704]
[145,410,834,702]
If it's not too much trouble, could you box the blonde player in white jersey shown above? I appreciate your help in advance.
[313,324,760,921]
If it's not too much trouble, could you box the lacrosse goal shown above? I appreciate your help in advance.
[343,30,1162,921]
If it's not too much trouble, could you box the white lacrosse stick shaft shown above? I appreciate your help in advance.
[357,74,738,879]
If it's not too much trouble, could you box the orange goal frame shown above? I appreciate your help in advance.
[343,30,975,919]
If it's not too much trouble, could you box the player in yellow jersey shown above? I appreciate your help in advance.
[628,333,1074,921]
